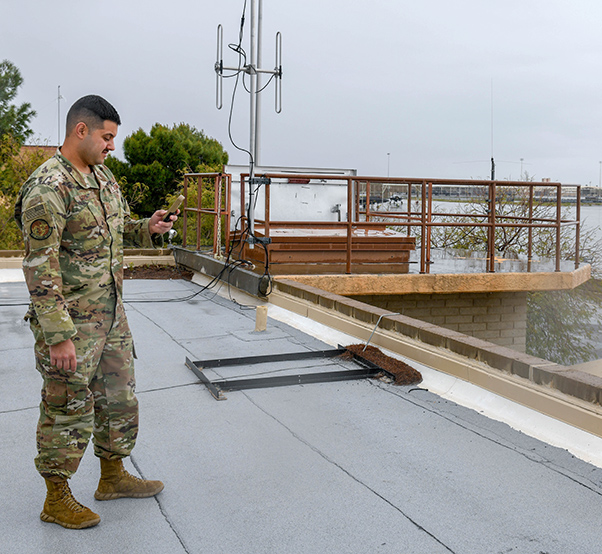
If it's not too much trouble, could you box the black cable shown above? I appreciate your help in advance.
[221,0,275,297]
[242,71,277,95]
[258,240,273,297]
[226,0,254,172]
[0,300,30,306]
[124,257,252,305]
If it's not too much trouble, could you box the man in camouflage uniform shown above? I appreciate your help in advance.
[15,95,175,529]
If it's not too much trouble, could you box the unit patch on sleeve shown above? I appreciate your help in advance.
[29,219,53,240]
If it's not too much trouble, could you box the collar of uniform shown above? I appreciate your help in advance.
[54,149,102,190]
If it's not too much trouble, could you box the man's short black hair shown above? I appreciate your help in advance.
[66,95,121,134]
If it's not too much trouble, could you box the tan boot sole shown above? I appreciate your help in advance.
[40,511,101,529]
[94,483,164,501]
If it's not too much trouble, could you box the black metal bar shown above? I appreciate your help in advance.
[186,357,226,400]
[191,348,346,369]
[344,349,389,373]
[212,368,382,392]
[187,348,395,400]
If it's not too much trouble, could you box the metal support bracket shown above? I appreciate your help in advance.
[186,347,393,400]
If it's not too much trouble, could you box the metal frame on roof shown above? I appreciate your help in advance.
[185,347,393,401]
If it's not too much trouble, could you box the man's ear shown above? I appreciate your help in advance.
[74,122,88,139]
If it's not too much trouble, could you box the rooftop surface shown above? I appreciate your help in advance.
[3,272,602,553]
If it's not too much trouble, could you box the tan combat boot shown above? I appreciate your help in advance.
[40,478,101,529]
[94,458,164,500]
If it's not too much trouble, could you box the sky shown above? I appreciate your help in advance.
[2,0,602,186]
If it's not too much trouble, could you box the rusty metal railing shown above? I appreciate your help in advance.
[183,171,582,274]
[356,176,581,273]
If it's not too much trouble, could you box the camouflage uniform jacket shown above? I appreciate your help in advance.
[14,150,156,346]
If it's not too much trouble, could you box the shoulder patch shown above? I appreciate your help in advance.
[23,202,49,222]
[29,219,53,241]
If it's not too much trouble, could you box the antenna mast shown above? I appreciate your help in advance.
[215,0,283,245]
[57,85,62,146]
[215,0,282,165]
[490,79,495,181]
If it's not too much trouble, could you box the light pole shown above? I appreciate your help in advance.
[520,158,524,181]
[387,152,390,178]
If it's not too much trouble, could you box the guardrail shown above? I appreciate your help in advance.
[181,172,231,255]
[357,176,581,273]
[182,172,581,274]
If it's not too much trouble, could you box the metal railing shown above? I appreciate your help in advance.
[357,176,581,273]
[183,171,582,274]
[181,172,231,255]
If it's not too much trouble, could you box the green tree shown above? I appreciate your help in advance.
[527,280,602,365]
[0,136,51,249]
[0,60,36,143]
[165,173,228,250]
[420,185,602,365]
[106,123,228,216]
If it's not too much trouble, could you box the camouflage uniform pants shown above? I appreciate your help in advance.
[30,312,138,480]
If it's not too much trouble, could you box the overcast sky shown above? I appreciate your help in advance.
[2,0,602,185]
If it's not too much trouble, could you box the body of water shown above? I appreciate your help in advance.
[427,201,602,245]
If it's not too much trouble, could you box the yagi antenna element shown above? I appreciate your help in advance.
[214,0,283,167]
[214,27,282,113]
[215,0,283,247]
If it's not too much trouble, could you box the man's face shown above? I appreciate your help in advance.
[80,120,118,166]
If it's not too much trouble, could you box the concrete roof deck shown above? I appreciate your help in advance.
[4,273,602,553]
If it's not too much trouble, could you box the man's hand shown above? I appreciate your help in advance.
[148,210,179,235]
[49,339,77,372]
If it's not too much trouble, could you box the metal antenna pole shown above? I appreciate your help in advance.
[215,2,282,150]
[248,0,258,243]
[249,0,258,166]
[490,80,495,181]
[214,0,282,247]
[57,85,61,146]
[255,0,263,168]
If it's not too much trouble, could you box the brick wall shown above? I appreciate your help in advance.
[350,291,528,352]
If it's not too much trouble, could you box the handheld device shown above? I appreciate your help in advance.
[163,195,185,222]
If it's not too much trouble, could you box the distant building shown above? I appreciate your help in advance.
[20,144,57,161]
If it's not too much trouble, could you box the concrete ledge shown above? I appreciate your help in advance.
[270,278,602,438]
[281,264,591,295]
[0,249,176,269]
[124,255,175,267]
[172,247,264,297]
